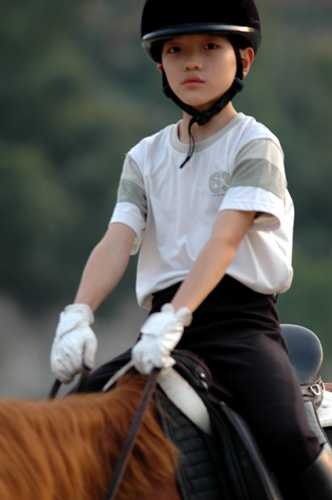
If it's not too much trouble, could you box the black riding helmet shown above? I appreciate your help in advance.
[141,0,261,63]
[141,0,262,167]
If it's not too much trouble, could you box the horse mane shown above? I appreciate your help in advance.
[0,373,179,500]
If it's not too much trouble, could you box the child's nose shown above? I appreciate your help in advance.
[184,51,203,70]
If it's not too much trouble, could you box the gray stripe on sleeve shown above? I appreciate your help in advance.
[230,160,287,201]
[117,179,147,218]
[231,139,287,201]
[116,155,147,218]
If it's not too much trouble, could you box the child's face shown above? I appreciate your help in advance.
[160,34,240,113]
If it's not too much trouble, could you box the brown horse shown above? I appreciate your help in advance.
[1,368,331,500]
[0,373,181,500]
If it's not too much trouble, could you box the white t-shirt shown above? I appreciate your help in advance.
[110,113,294,309]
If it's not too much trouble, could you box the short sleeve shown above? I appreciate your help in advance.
[109,154,147,254]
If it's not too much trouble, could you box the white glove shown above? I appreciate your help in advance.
[50,304,97,383]
[132,303,192,374]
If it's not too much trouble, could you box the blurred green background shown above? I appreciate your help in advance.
[1,0,332,397]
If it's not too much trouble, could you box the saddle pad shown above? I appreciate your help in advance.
[156,391,224,500]
[157,368,212,434]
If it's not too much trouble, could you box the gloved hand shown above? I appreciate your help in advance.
[50,304,97,383]
[132,303,192,374]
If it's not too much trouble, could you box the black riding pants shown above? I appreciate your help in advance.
[81,276,320,477]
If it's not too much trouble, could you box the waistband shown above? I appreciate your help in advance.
[151,275,276,313]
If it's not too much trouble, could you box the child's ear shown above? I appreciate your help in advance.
[241,47,255,78]
[157,63,163,73]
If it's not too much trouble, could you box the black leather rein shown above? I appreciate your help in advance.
[104,367,160,500]
[49,367,160,500]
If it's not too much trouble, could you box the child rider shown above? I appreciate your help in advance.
[50,1,332,497]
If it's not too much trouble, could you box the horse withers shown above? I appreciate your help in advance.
[0,373,180,500]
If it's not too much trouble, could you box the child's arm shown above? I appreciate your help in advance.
[171,209,256,313]
[132,209,256,374]
[74,222,136,312]
[50,223,136,383]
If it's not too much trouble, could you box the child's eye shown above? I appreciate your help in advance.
[205,43,218,50]
[168,46,181,54]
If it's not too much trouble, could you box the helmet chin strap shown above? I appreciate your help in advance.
[162,47,245,168]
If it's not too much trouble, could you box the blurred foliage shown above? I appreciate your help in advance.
[1,0,332,364]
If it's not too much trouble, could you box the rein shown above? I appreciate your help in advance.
[48,365,91,399]
[104,367,160,500]
[48,366,160,500]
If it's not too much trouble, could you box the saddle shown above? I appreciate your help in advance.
[281,324,325,406]
[281,324,329,448]
[157,324,329,500]
[158,350,282,500]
